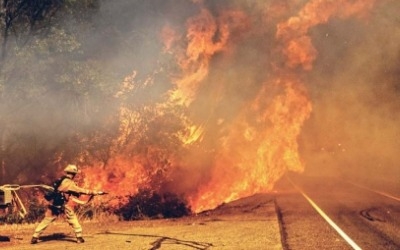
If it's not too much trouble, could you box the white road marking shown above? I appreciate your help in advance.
[288,178,362,250]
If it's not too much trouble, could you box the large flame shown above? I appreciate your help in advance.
[81,0,377,213]
[189,77,312,211]
[163,8,248,106]
[276,0,376,70]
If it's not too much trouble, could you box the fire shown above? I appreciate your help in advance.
[276,0,377,70]
[163,8,249,106]
[80,1,378,213]
[189,78,312,211]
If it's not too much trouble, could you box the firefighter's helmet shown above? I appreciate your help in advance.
[64,164,78,174]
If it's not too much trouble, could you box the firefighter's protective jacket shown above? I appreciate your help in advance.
[57,176,94,206]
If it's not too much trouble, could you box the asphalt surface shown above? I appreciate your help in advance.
[1,173,400,249]
[274,174,400,250]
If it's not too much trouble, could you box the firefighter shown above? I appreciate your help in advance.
[31,164,103,244]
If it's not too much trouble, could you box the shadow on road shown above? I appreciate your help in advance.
[0,235,10,242]
[98,231,213,250]
[38,233,76,243]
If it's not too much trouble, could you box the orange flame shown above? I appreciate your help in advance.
[81,1,378,213]
[189,78,312,212]
[276,0,377,70]
[164,8,249,106]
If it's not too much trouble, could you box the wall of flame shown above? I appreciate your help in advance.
[77,0,390,213]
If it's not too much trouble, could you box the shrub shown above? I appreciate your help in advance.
[25,198,47,223]
[115,189,191,221]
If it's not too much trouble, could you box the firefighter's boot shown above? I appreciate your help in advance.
[77,237,85,243]
[31,237,39,244]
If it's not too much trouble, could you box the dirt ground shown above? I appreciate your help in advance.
[0,194,282,250]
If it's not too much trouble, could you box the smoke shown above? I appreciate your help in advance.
[1,0,399,211]
[299,0,400,183]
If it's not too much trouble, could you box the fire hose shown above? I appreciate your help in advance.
[0,184,55,192]
[4,184,108,195]
[20,184,109,204]
[0,184,109,218]
[85,191,108,204]
[18,184,84,204]
[0,184,26,191]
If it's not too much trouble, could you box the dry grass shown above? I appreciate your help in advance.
[0,194,282,250]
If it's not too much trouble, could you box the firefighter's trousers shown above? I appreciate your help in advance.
[32,205,83,238]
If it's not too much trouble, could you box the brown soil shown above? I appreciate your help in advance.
[0,193,282,250]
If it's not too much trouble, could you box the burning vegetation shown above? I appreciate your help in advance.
[0,0,398,219]
[79,0,379,213]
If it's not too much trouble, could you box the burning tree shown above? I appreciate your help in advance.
[80,0,379,213]
[2,0,397,217]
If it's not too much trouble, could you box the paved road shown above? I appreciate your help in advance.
[2,173,399,250]
[274,174,400,250]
